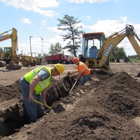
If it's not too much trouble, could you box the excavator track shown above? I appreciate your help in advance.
[6,61,22,70]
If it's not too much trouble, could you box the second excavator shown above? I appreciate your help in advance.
[0,28,42,69]
[0,28,22,70]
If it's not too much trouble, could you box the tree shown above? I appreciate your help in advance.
[49,42,64,55]
[124,56,129,62]
[38,53,41,57]
[109,53,115,62]
[110,46,128,62]
[57,15,84,57]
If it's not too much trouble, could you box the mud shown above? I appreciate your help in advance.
[0,69,140,139]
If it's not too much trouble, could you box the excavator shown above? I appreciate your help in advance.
[0,28,42,69]
[0,28,22,70]
[79,24,140,75]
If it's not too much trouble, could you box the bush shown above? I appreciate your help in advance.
[116,57,120,62]
[124,57,129,62]
[110,57,115,62]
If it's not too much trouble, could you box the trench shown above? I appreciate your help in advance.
[0,76,76,138]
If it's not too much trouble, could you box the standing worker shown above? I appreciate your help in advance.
[69,57,90,86]
[19,63,64,123]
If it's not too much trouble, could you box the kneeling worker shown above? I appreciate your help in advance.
[69,57,90,86]
[20,63,64,123]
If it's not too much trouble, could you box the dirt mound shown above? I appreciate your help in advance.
[94,72,140,118]
[0,79,21,101]
[1,72,140,140]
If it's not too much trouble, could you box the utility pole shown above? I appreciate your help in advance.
[29,36,33,56]
[40,37,43,56]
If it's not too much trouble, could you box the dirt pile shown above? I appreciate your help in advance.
[1,72,140,140]
[94,72,140,118]
[0,80,21,101]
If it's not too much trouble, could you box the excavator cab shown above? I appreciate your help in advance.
[81,32,105,59]
[0,48,6,67]
[3,47,12,63]
[79,32,107,70]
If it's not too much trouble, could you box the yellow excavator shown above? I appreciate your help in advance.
[0,28,42,69]
[79,24,140,75]
[0,28,22,70]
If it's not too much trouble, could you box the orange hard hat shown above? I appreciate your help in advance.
[72,57,79,63]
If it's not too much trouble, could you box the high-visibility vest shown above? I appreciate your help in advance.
[24,66,52,94]
[78,62,90,76]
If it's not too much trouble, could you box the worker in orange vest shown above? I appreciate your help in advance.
[69,57,90,86]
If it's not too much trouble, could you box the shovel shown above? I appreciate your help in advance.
[33,99,51,109]
[69,80,77,94]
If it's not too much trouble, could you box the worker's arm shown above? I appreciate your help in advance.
[42,88,48,106]
[29,75,41,101]
[77,71,82,81]
[76,65,86,80]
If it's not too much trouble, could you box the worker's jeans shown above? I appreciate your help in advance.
[19,77,46,123]
[81,74,90,86]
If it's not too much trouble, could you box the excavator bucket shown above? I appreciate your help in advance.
[0,61,6,67]
[100,65,116,76]
[6,61,22,70]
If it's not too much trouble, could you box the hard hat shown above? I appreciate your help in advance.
[55,63,64,74]
[72,57,79,63]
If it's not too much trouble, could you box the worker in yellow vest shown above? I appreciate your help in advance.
[19,63,64,123]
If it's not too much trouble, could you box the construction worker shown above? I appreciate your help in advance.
[69,57,90,86]
[19,63,64,123]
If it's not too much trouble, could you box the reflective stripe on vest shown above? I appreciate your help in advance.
[33,69,51,89]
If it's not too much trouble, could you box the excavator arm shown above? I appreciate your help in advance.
[98,31,126,67]
[127,30,140,56]
[0,28,15,42]
[0,34,11,41]
[98,24,140,67]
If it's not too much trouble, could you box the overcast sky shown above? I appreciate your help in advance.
[0,0,140,56]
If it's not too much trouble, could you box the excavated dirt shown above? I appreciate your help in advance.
[0,62,140,140]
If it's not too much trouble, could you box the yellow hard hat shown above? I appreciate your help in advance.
[55,63,64,74]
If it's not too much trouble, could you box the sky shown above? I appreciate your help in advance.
[0,0,140,57]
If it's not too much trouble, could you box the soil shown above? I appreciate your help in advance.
[0,62,140,140]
